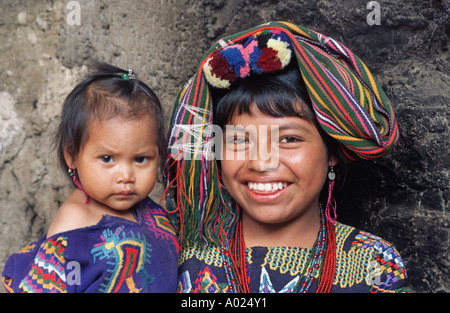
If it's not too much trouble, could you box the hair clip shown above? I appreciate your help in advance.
[121,69,135,80]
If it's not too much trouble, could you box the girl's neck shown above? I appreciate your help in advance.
[241,207,321,249]
[71,188,137,223]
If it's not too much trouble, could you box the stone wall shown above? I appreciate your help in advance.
[0,0,448,292]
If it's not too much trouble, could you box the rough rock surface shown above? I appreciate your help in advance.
[0,0,448,292]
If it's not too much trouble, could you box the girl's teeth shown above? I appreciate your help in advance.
[248,182,287,191]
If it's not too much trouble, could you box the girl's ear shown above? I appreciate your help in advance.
[63,148,76,169]
[328,154,338,167]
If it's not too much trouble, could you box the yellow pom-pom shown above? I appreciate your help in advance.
[203,58,231,88]
[267,38,292,68]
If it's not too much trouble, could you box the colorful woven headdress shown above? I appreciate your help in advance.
[164,21,399,247]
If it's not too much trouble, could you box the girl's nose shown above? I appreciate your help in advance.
[116,164,135,184]
[247,137,280,172]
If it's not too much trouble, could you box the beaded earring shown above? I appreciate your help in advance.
[325,166,337,224]
[68,165,90,204]
[328,166,336,181]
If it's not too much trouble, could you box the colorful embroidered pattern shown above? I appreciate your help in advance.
[259,266,300,293]
[192,264,229,293]
[177,223,411,293]
[351,231,408,292]
[178,264,229,293]
[260,247,312,277]
[141,206,180,252]
[179,244,223,267]
[2,239,41,292]
[91,226,153,293]
[2,276,14,293]
[19,237,68,293]
[334,223,370,288]
[17,241,37,254]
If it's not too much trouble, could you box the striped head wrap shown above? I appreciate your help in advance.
[164,21,399,247]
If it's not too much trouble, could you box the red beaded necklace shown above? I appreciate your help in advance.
[316,218,336,293]
[224,205,336,293]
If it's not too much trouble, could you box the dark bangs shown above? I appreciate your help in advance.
[212,63,315,128]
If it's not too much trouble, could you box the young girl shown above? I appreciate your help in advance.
[164,22,410,293]
[2,62,179,293]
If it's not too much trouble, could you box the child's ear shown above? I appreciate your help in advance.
[63,148,76,169]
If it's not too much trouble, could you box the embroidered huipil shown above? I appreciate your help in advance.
[177,223,411,293]
[2,197,179,293]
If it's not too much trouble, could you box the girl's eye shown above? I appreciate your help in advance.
[233,137,248,144]
[100,155,114,163]
[280,136,302,143]
[135,156,149,164]
[226,136,248,145]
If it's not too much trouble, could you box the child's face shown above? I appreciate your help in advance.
[70,114,159,212]
[221,102,335,229]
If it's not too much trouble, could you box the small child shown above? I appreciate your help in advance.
[2,62,179,293]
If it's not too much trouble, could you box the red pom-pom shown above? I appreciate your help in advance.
[209,54,237,82]
[257,47,282,73]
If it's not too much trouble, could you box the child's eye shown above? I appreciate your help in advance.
[100,155,114,163]
[279,136,302,143]
[135,156,149,164]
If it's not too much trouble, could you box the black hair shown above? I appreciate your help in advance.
[55,61,166,183]
[210,61,347,201]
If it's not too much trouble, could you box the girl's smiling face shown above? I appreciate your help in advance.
[221,102,336,242]
[67,114,159,212]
